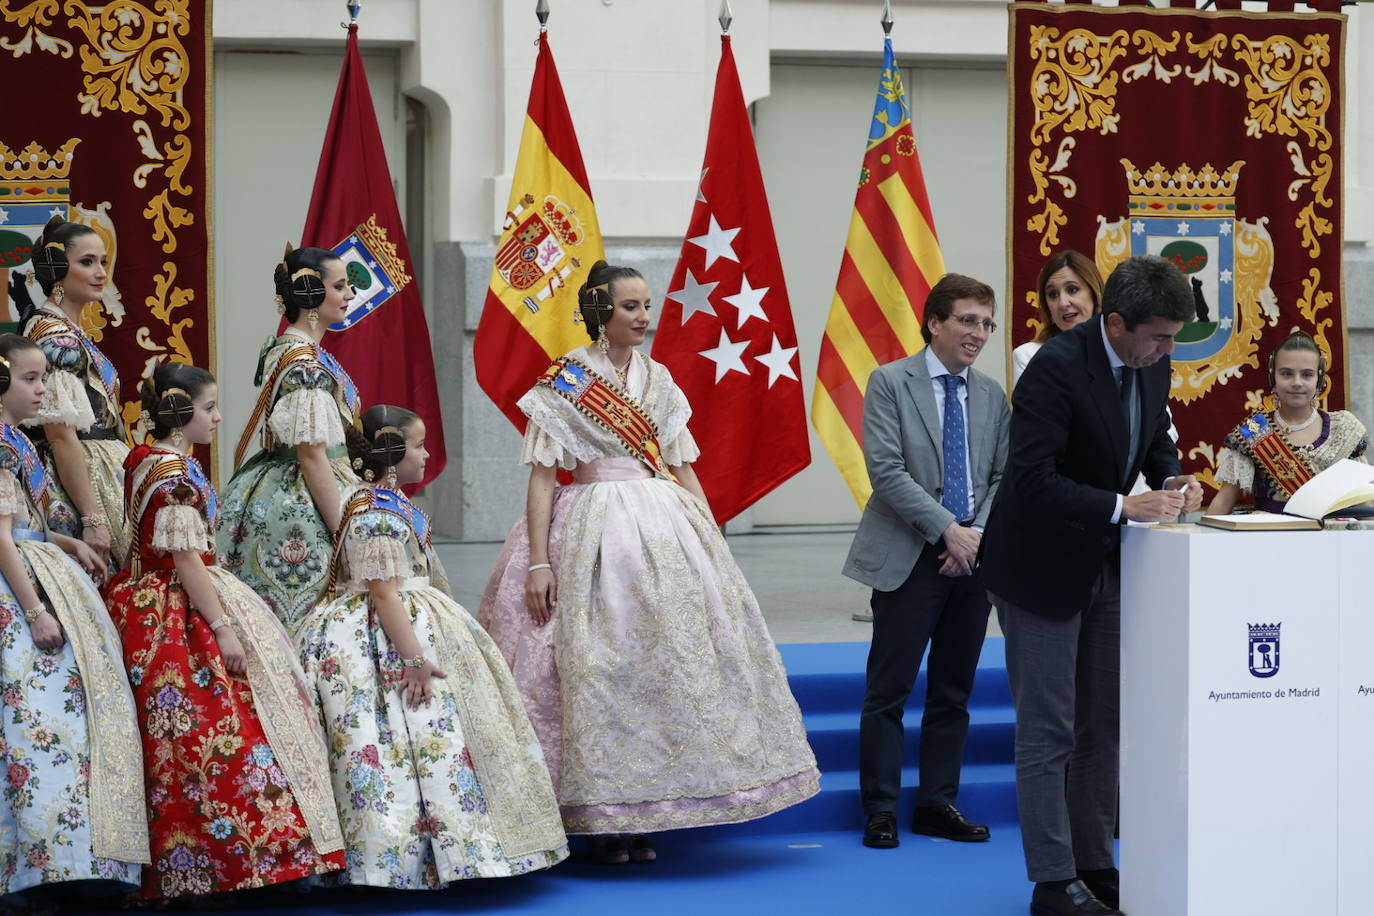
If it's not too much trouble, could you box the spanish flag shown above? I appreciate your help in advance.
[476,32,604,429]
[812,39,945,509]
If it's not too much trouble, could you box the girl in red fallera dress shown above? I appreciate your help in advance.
[105,362,345,903]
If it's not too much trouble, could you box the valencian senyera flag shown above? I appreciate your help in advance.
[476,31,603,429]
[0,0,212,460]
[300,20,446,491]
[652,34,810,524]
[813,37,945,509]
[1008,0,1346,495]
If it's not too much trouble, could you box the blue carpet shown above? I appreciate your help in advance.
[77,640,1027,914]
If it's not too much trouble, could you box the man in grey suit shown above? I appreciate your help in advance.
[843,273,1011,850]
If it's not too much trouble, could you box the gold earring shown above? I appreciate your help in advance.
[51,282,65,304]
[172,427,185,448]
[308,309,319,331]
[597,333,610,354]
[384,467,398,490]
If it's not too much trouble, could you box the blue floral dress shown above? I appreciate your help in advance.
[218,334,361,633]
[0,424,146,895]
[296,486,567,888]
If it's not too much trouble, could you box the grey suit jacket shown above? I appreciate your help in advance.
[842,352,1011,592]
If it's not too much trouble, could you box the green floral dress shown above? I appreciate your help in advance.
[296,486,567,888]
[218,335,361,633]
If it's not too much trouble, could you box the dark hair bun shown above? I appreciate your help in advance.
[290,268,328,309]
[140,360,216,440]
[0,355,10,397]
[31,215,71,286]
[368,425,409,469]
[155,387,196,430]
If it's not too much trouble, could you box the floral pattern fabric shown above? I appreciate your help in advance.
[0,427,142,895]
[218,339,360,633]
[107,450,346,899]
[1216,409,1369,512]
[297,490,567,888]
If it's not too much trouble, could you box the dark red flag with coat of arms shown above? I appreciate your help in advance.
[651,35,810,524]
[299,23,446,489]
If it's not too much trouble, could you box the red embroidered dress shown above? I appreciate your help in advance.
[105,446,345,899]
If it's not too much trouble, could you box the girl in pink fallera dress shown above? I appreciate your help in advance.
[479,261,818,864]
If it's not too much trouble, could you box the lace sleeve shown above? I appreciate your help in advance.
[344,510,413,582]
[28,363,96,429]
[152,504,211,553]
[0,471,19,517]
[1214,446,1254,492]
[268,363,346,447]
[519,420,578,469]
[661,424,701,467]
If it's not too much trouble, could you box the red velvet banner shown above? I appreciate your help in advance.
[1008,2,1345,493]
[1,1,212,457]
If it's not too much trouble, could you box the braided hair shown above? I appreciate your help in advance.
[139,361,215,440]
[274,245,339,322]
[577,260,643,342]
[346,405,419,484]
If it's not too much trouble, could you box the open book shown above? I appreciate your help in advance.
[1200,458,1374,531]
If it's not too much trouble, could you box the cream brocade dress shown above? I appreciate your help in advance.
[297,486,567,888]
[479,346,820,835]
[1215,409,1369,513]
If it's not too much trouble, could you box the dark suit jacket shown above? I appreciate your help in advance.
[980,315,1178,618]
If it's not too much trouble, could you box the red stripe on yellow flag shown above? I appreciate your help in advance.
[475,33,604,429]
[812,38,945,509]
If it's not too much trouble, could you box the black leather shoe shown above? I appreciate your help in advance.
[1077,868,1119,909]
[1030,879,1122,916]
[911,803,990,842]
[862,812,899,848]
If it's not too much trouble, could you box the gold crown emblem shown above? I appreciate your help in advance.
[0,139,81,182]
[540,195,584,247]
[1121,158,1245,212]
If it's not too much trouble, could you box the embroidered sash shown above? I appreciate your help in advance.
[1236,412,1315,498]
[373,487,431,549]
[126,448,217,577]
[233,338,322,468]
[26,313,122,426]
[1,423,50,513]
[537,356,677,481]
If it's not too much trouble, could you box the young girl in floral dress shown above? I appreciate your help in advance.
[104,361,346,902]
[0,334,146,910]
[297,405,566,889]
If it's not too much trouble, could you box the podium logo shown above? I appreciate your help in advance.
[1248,622,1281,679]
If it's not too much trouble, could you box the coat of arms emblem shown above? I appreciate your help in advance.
[495,193,586,314]
[1095,159,1277,404]
[1248,622,1281,679]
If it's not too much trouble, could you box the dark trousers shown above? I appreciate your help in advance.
[995,561,1120,883]
[858,544,990,815]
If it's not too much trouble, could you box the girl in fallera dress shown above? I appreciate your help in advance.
[21,215,132,573]
[0,334,147,911]
[479,261,819,865]
[297,406,566,889]
[1208,330,1368,515]
[217,245,363,633]
[104,362,346,903]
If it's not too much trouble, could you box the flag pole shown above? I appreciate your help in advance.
[718,0,732,34]
[881,0,893,37]
[347,0,360,23]
[536,0,549,30]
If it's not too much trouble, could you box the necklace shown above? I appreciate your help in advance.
[612,355,632,389]
[1275,408,1319,433]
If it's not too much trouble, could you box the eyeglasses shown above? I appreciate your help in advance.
[949,313,997,333]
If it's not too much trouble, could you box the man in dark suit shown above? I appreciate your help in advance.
[843,273,1011,850]
[980,255,1202,916]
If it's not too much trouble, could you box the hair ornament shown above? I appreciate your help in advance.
[289,266,327,310]
[368,424,408,468]
[155,384,196,431]
[31,240,69,283]
[274,294,286,316]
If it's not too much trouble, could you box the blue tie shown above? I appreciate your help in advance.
[941,374,970,522]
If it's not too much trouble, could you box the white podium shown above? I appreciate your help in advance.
[1120,526,1373,916]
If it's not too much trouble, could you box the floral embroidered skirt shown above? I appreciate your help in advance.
[106,569,346,898]
[217,449,354,634]
[297,586,567,889]
[0,545,141,895]
[480,474,820,834]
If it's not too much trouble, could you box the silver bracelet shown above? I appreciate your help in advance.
[401,652,427,669]
[527,562,552,572]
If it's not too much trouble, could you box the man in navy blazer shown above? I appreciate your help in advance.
[980,255,1203,916]
[843,273,1011,850]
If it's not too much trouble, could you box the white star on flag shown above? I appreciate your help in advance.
[1219,222,1232,236]
[695,168,709,204]
[666,269,719,325]
[723,276,769,329]
[49,206,65,219]
[0,207,8,225]
[698,328,750,383]
[688,215,741,269]
[1132,220,1145,234]
[1220,268,1233,284]
[1220,316,1234,330]
[1177,221,1191,235]
[754,335,798,388]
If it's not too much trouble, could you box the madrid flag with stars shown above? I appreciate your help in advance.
[651,34,809,525]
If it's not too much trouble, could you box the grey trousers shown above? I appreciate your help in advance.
[994,562,1119,883]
